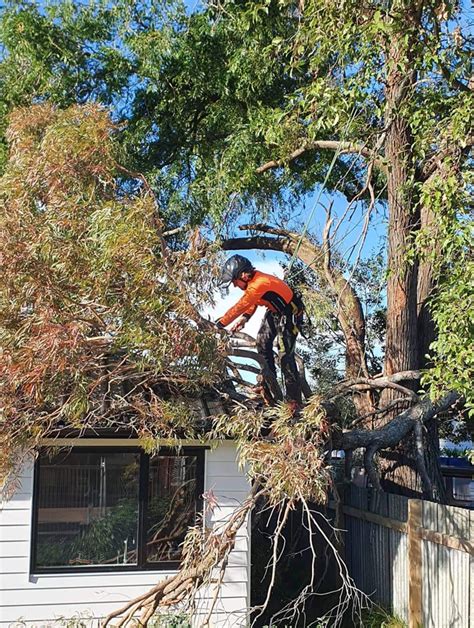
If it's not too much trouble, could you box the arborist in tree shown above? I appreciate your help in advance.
[216,254,304,408]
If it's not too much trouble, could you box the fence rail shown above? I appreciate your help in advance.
[332,486,473,628]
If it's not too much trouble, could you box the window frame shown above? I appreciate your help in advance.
[30,446,206,575]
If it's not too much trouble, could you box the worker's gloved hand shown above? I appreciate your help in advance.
[229,316,246,333]
[215,320,225,329]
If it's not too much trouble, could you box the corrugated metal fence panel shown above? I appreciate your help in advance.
[368,491,385,607]
[347,485,368,594]
[345,488,409,618]
[375,491,391,609]
[387,493,409,624]
[422,501,472,628]
[343,488,472,627]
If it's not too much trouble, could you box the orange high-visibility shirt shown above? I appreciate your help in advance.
[218,271,294,327]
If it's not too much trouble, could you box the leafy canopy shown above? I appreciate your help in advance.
[0,0,472,442]
[0,103,224,481]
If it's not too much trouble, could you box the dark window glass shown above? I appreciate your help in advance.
[35,451,139,568]
[146,455,198,564]
[32,448,203,572]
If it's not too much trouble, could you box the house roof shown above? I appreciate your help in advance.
[42,393,230,442]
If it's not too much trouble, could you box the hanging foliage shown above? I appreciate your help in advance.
[0,103,225,482]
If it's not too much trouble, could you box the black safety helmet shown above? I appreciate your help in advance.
[219,255,254,288]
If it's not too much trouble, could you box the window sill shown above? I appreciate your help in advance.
[31,561,181,575]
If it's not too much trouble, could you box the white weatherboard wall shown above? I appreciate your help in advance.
[0,441,251,627]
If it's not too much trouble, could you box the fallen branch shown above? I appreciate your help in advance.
[102,488,262,626]
[229,347,283,402]
[339,392,460,451]
[330,376,419,401]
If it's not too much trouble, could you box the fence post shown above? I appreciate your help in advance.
[408,499,423,628]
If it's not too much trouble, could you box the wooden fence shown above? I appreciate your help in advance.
[334,486,473,627]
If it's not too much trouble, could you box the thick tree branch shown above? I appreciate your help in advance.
[419,135,474,181]
[229,347,283,401]
[332,371,422,401]
[256,140,386,174]
[227,334,313,400]
[339,392,461,451]
[372,370,421,383]
[347,397,408,428]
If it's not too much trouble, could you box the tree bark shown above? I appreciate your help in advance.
[380,7,425,493]
[383,35,419,381]
[340,392,459,451]
[256,140,385,174]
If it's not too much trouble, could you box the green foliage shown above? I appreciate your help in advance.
[360,606,407,628]
[426,243,474,415]
[70,498,138,565]
[0,3,471,622]
[0,0,472,474]
[440,447,473,460]
[0,103,225,481]
[148,614,191,628]
[212,395,330,504]
[1,3,471,402]
[417,148,474,412]
[0,0,471,231]
[0,0,382,221]
[56,613,95,628]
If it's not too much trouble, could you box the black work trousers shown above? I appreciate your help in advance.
[256,310,302,403]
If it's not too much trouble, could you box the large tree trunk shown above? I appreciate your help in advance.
[383,42,419,381]
[380,15,423,494]
[417,201,443,469]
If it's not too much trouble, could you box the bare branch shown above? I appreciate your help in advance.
[419,135,474,181]
[322,210,333,277]
[372,370,421,382]
[256,140,386,174]
[229,348,283,402]
[330,376,419,401]
[252,500,293,622]
[162,226,187,237]
[347,397,409,428]
[102,487,263,626]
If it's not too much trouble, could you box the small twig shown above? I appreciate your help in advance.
[347,397,409,428]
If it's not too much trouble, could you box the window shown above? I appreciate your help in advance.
[31,447,205,573]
